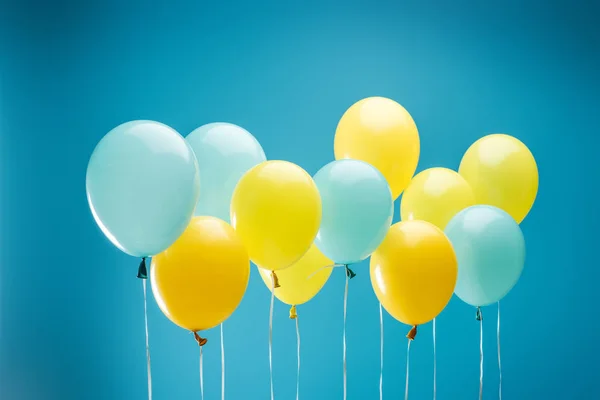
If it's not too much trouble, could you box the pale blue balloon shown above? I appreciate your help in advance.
[186,123,266,222]
[445,205,526,307]
[313,160,393,264]
[86,121,200,258]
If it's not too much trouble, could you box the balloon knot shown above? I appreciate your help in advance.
[289,305,297,319]
[271,271,281,289]
[406,325,418,341]
[137,257,148,279]
[345,265,356,279]
[476,307,483,321]
[193,332,208,347]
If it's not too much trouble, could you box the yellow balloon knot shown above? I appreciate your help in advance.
[193,332,208,347]
[289,305,297,319]
[406,325,418,341]
[271,271,281,289]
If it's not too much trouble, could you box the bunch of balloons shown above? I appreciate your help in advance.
[86,96,538,346]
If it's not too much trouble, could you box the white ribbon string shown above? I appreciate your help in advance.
[433,318,437,400]
[221,323,225,400]
[497,302,502,400]
[142,279,153,400]
[405,339,411,400]
[379,303,384,400]
[479,313,484,400]
[307,263,346,280]
[343,271,349,400]
[295,315,301,400]
[200,346,204,400]
[269,274,275,400]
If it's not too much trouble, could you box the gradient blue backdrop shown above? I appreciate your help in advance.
[1,1,598,399]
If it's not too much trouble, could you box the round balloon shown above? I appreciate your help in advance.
[313,160,393,264]
[370,220,457,326]
[445,205,525,307]
[86,121,200,257]
[230,160,321,271]
[258,244,332,306]
[186,123,266,222]
[401,167,475,229]
[334,97,420,199]
[151,216,250,331]
[459,134,538,223]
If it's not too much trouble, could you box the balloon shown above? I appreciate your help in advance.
[258,244,332,307]
[186,123,266,222]
[150,216,250,332]
[459,134,538,223]
[313,160,393,264]
[86,121,200,257]
[230,160,321,271]
[400,167,475,230]
[445,205,525,307]
[334,97,420,199]
[370,220,457,327]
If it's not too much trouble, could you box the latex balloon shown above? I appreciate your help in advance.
[334,97,420,199]
[459,134,538,223]
[400,167,475,229]
[230,160,321,271]
[86,121,200,257]
[313,160,393,264]
[370,220,457,327]
[151,216,250,332]
[186,123,266,222]
[258,244,332,307]
[445,205,525,307]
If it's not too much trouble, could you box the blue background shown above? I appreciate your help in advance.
[1,0,598,399]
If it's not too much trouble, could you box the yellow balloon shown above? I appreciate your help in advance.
[230,160,322,271]
[150,216,250,332]
[258,244,333,309]
[334,97,420,199]
[459,134,538,223]
[400,167,476,229]
[370,220,457,327]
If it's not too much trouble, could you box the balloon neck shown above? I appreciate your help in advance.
[289,305,297,319]
[406,325,418,341]
[271,271,281,289]
[345,265,356,279]
[476,307,483,321]
[137,257,148,279]
[193,332,208,347]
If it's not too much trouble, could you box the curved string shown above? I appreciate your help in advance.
[142,279,152,400]
[379,303,384,400]
[269,274,275,400]
[433,318,437,400]
[479,311,484,400]
[200,346,204,400]
[296,315,301,400]
[405,339,411,400]
[307,263,346,280]
[497,302,502,400]
[221,323,225,400]
[343,270,349,400]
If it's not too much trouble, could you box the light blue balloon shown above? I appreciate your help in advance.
[445,205,526,307]
[86,121,200,258]
[313,160,393,264]
[186,123,266,222]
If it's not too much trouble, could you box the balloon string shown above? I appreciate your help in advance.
[497,302,502,400]
[269,273,275,400]
[142,279,153,400]
[307,263,346,280]
[295,314,301,400]
[199,346,204,400]
[405,339,411,400]
[479,308,484,400]
[221,323,225,400]
[379,302,384,400]
[343,269,349,400]
[433,318,436,400]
